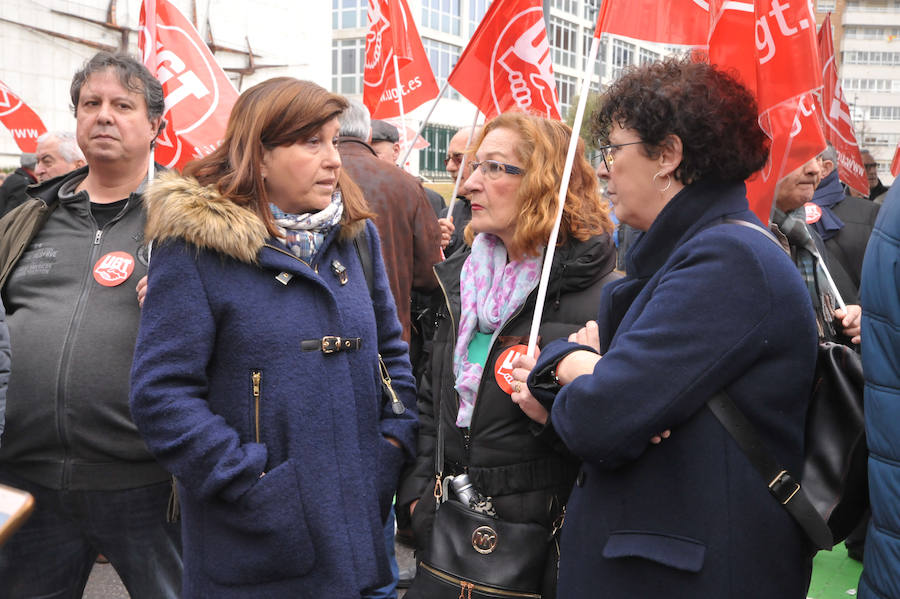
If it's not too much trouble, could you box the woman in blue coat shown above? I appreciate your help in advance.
[518,58,819,596]
[130,78,417,598]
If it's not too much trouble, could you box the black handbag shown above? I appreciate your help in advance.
[405,384,553,598]
[706,220,868,550]
[409,499,550,598]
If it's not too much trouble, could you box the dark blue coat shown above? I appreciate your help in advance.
[130,174,417,598]
[858,183,900,599]
[533,181,817,597]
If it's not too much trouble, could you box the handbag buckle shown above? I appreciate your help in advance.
[768,470,801,505]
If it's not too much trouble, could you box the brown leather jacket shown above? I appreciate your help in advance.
[338,138,441,342]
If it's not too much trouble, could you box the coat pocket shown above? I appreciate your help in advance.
[201,459,315,584]
[602,530,706,573]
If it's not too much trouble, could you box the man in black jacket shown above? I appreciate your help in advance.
[0,52,182,598]
[0,152,37,217]
[810,143,879,291]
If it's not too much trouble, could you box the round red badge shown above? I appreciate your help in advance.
[804,202,823,224]
[494,344,529,395]
[93,251,135,286]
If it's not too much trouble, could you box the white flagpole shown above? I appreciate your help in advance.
[445,106,481,218]
[392,54,408,168]
[526,35,601,356]
[399,79,450,168]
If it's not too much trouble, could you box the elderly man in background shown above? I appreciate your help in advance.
[860,149,889,204]
[438,125,480,256]
[33,131,86,183]
[773,157,861,345]
[0,152,37,217]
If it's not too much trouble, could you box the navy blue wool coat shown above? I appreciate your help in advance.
[130,173,417,598]
[533,180,818,598]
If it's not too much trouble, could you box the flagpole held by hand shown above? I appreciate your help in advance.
[392,55,408,169]
[526,36,601,356]
[399,80,450,168]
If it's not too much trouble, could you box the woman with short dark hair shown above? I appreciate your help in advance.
[130,77,417,597]
[522,58,818,597]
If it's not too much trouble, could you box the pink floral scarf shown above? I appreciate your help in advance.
[453,233,542,427]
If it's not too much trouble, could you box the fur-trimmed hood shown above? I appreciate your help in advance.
[144,171,267,264]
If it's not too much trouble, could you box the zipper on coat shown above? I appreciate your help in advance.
[251,370,262,443]
[419,562,541,598]
[55,217,117,489]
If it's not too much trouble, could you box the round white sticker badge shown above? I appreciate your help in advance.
[93,251,135,287]
[804,202,823,224]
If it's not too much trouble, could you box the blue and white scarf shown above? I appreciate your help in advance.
[269,191,343,263]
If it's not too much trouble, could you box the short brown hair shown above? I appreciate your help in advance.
[465,112,613,258]
[185,77,371,238]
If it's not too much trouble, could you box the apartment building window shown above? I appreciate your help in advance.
[551,0,578,15]
[332,38,365,94]
[639,48,660,65]
[423,38,461,100]
[469,0,491,33]
[869,106,900,120]
[332,0,367,29]
[611,39,635,80]
[816,0,836,10]
[422,0,461,35]
[582,30,605,77]
[420,124,457,180]
[557,73,577,118]
[843,51,900,65]
[583,0,601,22]
[844,26,900,39]
[842,78,895,92]
[550,16,578,69]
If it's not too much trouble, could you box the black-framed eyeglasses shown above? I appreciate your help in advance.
[592,141,645,171]
[469,160,526,179]
[443,152,464,166]
[863,162,878,171]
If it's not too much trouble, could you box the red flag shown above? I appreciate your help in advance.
[139,0,238,171]
[364,0,439,120]
[816,15,868,196]
[0,80,47,153]
[594,0,711,44]
[448,0,561,120]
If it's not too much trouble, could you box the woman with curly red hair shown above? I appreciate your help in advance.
[400,112,617,597]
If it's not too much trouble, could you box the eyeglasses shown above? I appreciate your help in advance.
[863,162,878,171]
[592,141,645,171]
[443,152,464,166]
[469,160,526,179]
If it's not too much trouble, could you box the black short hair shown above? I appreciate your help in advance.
[593,57,768,184]
[70,52,165,121]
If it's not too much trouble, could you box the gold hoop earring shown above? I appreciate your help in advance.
[653,171,672,193]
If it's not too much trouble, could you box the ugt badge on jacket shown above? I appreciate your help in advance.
[93,251,135,287]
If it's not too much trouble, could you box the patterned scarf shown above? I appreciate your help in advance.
[453,233,542,427]
[774,208,839,340]
[269,191,344,263]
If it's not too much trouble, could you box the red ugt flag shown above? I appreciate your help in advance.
[594,0,711,44]
[892,140,900,177]
[364,0,439,120]
[449,0,561,120]
[0,80,47,153]
[816,14,868,196]
[139,0,238,171]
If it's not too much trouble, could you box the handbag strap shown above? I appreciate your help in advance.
[707,392,833,549]
[705,219,831,549]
